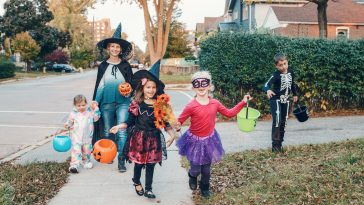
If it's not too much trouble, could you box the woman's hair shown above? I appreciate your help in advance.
[133,79,157,104]
[73,94,87,105]
[191,71,212,83]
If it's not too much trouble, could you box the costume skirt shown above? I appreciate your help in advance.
[176,129,224,165]
[123,126,167,164]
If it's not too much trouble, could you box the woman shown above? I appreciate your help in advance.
[92,27,134,173]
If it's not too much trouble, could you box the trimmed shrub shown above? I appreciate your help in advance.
[199,33,364,114]
[0,56,16,79]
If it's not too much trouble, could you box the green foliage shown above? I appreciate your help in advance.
[71,49,94,69]
[164,21,193,58]
[0,182,15,205]
[0,0,53,37]
[0,56,16,79]
[30,26,72,57]
[199,33,364,114]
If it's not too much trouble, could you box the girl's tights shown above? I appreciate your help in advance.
[133,163,156,191]
[189,162,211,185]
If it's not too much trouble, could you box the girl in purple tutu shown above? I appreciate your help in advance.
[175,71,251,198]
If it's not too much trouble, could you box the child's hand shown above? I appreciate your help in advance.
[90,101,99,110]
[243,94,252,103]
[267,90,275,99]
[166,136,175,148]
[293,96,298,103]
[174,121,181,132]
[109,123,127,134]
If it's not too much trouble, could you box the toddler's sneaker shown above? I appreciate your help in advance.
[69,165,79,174]
[83,161,93,169]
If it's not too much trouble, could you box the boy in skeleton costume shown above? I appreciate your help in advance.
[263,53,298,152]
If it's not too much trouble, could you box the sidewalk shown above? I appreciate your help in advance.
[15,115,364,205]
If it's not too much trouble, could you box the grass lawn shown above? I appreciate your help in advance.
[0,71,63,83]
[160,73,192,84]
[0,162,69,205]
[183,138,364,204]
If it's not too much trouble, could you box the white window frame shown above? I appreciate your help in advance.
[336,26,350,39]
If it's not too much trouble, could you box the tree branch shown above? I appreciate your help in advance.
[162,0,175,56]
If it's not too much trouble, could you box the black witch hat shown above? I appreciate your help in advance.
[96,23,133,60]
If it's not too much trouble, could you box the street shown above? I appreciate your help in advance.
[0,70,194,160]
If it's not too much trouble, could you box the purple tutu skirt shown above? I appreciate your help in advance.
[176,129,225,165]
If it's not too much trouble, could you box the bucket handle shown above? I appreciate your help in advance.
[245,97,250,119]
[293,99,303,113]
[52,128,70,137]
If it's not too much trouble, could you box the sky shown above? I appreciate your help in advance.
[87,0,225,51]
[0,0,225,51]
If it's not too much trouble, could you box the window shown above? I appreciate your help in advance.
[336,27,349,39]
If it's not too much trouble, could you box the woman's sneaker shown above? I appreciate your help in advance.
[69,166,79,173]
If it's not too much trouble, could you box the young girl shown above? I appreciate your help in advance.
[64,94,100,173]
[110,70,175,199]
[175,71,251,197]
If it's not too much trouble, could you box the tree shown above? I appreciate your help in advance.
[11,32,41,71]
[48,0,96,51]
[0,0,53,55]
[106,0,179,64]
[308,0,329,38]
[0,0,53,37]
[29,26,72,57]
[45,50,70,64]
[164,21,192,58]
[132,43,146,64]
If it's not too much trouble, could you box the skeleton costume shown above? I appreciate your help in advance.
[263,68,298,151]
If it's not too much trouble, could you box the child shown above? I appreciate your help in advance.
[263,53,298,152]
[64,94,101,173]
[110,70,175,199]
[175,71,251,198]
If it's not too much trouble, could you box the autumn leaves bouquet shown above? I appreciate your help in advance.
[153,94,177,130]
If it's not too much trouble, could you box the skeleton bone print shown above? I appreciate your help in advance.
[279,73,292,103]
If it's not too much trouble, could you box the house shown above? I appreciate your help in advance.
[220,0,306,32]
[195,16,225,35]
[264,0,364,39]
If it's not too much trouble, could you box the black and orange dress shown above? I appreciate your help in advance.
[123,100,168,164]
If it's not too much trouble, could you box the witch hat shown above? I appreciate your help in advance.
[148,59,161,79]
[96,23,133,60]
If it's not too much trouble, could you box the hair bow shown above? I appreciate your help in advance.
[141,78,147,85]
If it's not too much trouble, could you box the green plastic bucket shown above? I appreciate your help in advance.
[237,107,260,132]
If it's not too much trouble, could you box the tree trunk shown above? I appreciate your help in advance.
[316,0,328,38]
[139,0,175,65]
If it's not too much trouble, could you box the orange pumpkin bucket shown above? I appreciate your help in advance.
[92,139,117,164]
[118,82,132,96]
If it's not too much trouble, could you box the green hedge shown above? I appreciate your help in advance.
[0,56,16,79]
[199,33,364,114]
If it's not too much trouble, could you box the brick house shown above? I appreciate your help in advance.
[264,0,364,39]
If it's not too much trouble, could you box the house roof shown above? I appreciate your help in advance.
[272,0,364,24]
[204,16,225,32]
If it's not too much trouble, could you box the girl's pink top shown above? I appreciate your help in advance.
[178,98,246,137]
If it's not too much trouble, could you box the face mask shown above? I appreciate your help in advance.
[192,78,210,88]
